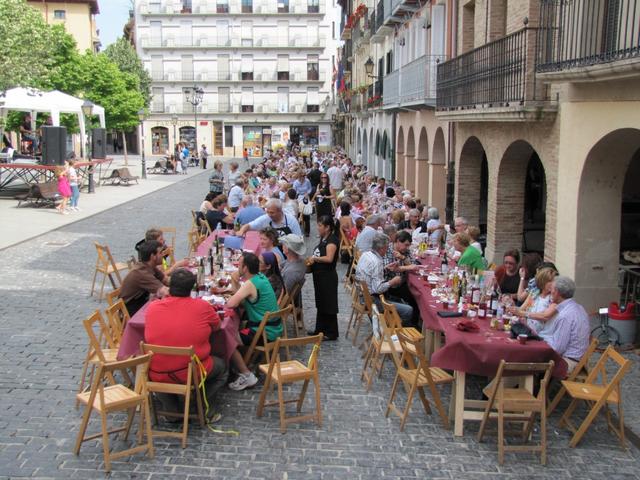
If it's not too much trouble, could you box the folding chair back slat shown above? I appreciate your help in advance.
[243,305,293,366]
[104,299,130,344]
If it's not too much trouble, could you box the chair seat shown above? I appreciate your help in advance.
[76,384,142,412]
[398,366,454,385]
[88,348,119,364]
[259,360,312,382]
[562,380,620,404]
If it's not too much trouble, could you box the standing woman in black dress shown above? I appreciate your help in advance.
[312,172,334,218]
[307,215,339,340]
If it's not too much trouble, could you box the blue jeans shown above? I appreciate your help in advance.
[70,184,80,207]
[374,297,414,327]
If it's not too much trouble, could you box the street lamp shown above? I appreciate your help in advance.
[81,99,95,193]
[138,109,147,180]
[184,86,204,158]
[171,114,178,155]
[364,57,378,78]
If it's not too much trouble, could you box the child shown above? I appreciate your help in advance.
[68,159,80,211]
[55,165,71,214]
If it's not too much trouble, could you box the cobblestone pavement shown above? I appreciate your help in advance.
[1,172,640,479]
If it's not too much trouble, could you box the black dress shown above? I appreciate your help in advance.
[315,185,333,218]
[311,233,339,339]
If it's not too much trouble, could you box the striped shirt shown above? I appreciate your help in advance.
[540,298,590,361]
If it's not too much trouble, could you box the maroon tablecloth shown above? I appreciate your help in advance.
[117,302,241,363]
[407,254,446,332]
[196,230,261,257]
[431,313,567,379]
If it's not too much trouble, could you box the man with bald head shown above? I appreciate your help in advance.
[236,198,302,237]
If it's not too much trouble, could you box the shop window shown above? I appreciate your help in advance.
[179,126,196,152]
[151,127,169,155]
[224,125,233,147]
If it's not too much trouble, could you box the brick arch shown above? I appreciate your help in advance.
[396,126,405,184]
[414,127,429,201]
[487,140,544,263]
[455,136,487,228]
[575,128,640,310]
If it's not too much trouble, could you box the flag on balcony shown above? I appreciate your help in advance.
[337,62,345,93]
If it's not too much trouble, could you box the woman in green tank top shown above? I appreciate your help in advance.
[243,272,282,341]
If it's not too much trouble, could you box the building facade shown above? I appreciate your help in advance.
[435,0,640,311]
[338,0,451,215]
[28,0,101,52]
[134,0,341,158]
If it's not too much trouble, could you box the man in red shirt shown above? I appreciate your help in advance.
[145,269,227,421]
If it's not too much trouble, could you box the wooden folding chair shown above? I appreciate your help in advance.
[288,282,303,337]
[140,343,205,449]
[339,227,354,263]
[157,226,176,266]
[105,287,121,307]
[243,305,293,366]
[344,248,359,290]
[256,334,323,433]
[385,329,454,431]
[104,299,131,345]
[74,353,154,472]
[477,361,554,465]
[345,281,372,347]
[90,242,129,301]
[199,217,212,238]
[547,337,598,416]
[278,289,290,309]
[77,311,127,408]
[559,345,631,448]
[187,228,200,256]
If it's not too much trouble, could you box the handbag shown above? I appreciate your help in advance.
[302,200,313,216]
[510,321,541,340]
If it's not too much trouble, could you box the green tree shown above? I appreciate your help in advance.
[79,53,144,163]
[0,0,53,90]
[104,38,151,108]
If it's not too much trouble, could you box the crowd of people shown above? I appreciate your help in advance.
[116,144,591,421]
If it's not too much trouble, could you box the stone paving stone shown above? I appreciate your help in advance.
[0,171,639,478]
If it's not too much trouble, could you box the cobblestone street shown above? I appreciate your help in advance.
[1,173,640,479]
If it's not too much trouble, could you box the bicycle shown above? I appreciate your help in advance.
[591,307,621,349]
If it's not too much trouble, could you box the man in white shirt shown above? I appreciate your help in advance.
[326,161,345,192]
[236,198,302,237]
[228,178,245,212]
[355,215,384,253]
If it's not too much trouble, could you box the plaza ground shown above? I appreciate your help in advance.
[0,169,639,478]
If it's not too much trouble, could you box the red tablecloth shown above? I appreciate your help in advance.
[196,230,261,257]
[116,302,241,363]
[407,253,567,379]
[431,313,567,378]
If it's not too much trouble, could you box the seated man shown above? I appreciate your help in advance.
[144,269,227,421]
[235,195,265,226]
[383,230,420,328]
[226,252,281,391]
[206,196,235,231]
[539,276,590,373]
[355,214,384,253]
[355,232,414,326]
[135,228,188,272]
[236,198,302,238]
[280,234,307,326]
[119,240,169,316]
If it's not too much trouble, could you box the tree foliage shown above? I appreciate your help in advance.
[104,38,151,108]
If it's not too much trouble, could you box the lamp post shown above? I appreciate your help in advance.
[171,114,178,155]
[364,57,377,77]
[184,86,204,157]
[81,99,95,193]
[138,109,147,179]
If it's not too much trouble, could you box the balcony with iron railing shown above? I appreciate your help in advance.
[436,27,555,121]
[151,69,324,82]
[140,35,326,49]
[139,1,325,15]
[382,54,443,109]
[536,0,640,81]
[155,101,326,115]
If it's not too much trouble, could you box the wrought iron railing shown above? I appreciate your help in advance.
[375,0,384,32]
[437,27,539,110]
[536,0,640,73]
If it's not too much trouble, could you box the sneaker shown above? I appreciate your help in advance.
[228,372,258,391]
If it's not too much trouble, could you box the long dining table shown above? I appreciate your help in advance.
[407,253,567,436]
[116,230,262,362]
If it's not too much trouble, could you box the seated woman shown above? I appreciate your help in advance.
[199,192,217,216]
[259,227,285,264]
[425,207,444,245]
[338,201,357,241]
[453,232,487,272]
[259,251,285,301]
[466,225,483,253]
[391,209,407,229]
[516,252,543,303]
[495,249,521,300]
[509,267,558,337]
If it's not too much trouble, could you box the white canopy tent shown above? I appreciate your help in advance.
[0,87,106,157]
